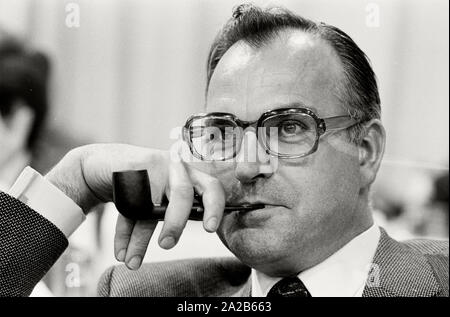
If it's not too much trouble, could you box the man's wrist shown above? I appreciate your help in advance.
[45,148,100,214]
[9,166,86,237]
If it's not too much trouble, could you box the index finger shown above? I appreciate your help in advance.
[185,166,226,233]
[157,158,194,249]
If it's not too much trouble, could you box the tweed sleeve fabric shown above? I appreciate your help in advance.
[0,191,68,297]
[97,257,251,297]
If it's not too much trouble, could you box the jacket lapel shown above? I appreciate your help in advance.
[362,228,441,297]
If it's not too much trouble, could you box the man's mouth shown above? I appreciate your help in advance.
[229,203,287,215]
[224,194,290,217]
[230,199,287,208]
[223,203,266,212]
[228,204,287,227]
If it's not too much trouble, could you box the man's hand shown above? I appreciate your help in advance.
[45,143,225,270]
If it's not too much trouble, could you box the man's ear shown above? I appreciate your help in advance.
[358,119,386,189]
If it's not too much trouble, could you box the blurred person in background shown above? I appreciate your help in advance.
[372,165,449,241]
[0,30,53,296]
[0,30,105,297]
[419,171,449,238]
[0,31,49,189]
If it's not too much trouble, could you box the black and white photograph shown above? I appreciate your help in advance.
[0,0,448,300]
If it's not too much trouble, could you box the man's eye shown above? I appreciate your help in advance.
[279,121,305,136]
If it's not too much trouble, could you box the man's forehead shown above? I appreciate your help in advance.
[206,29,343,119]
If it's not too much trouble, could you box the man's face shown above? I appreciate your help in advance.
[204,30,363,276]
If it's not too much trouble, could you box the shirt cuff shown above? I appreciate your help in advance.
[8,166,86,237]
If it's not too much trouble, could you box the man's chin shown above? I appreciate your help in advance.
[217,226,291,269]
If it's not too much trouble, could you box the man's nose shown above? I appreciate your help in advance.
[234,129,274,184]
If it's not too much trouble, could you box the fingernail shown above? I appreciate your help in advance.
[160,236,176,249]
[117,249,126,262]
[206,217,218,232]
[127,256,142,270]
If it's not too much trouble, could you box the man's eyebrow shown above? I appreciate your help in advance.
[267,101,318,113]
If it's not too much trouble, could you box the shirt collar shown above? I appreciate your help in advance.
[251,224,381,297]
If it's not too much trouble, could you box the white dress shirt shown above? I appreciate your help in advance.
[251,224,381,297]
[7,166,85,237]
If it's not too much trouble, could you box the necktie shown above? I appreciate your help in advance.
[267,277,311,297]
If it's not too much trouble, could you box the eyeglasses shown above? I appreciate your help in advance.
[183,107,359,161]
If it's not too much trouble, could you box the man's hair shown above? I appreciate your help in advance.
[0,33,50,154]
[206,3,381,143]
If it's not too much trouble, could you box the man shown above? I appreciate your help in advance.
[0,4,448,297]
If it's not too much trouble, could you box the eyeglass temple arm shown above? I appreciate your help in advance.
[322,115,359,131]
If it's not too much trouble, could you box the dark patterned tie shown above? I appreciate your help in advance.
[267,277,311,297]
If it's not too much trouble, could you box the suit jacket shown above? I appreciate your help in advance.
[0,191,68,296]
[0,191,448,297]
[97,228,449,297]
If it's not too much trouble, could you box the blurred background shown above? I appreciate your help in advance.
[0,0,448,296]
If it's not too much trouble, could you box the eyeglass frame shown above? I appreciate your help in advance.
[182,107,360,161]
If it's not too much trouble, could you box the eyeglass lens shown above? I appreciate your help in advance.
[188,112,319,160]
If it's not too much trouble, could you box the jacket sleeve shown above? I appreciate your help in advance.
[0,191,68,297]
